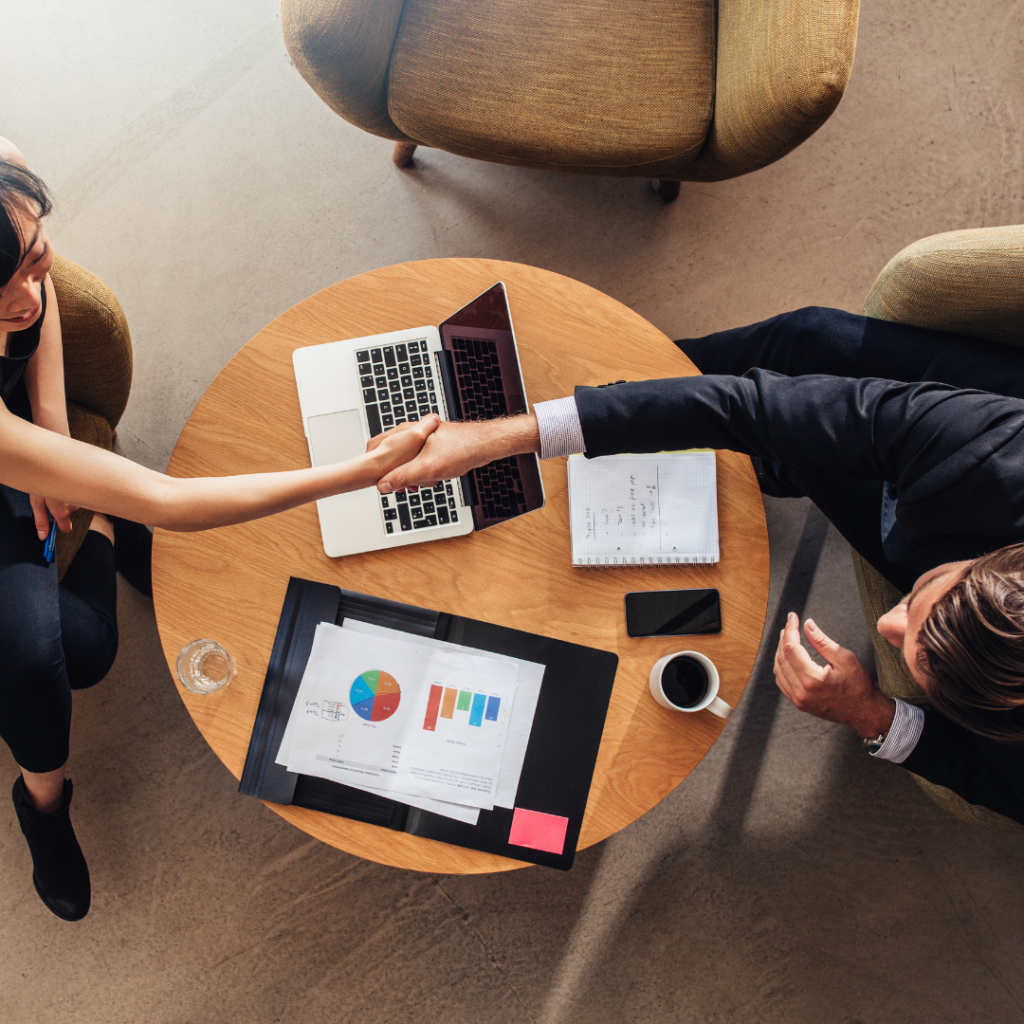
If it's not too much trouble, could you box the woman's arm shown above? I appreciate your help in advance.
[21,275,77,537]
[0,401,439,531]
[23,275,68,436]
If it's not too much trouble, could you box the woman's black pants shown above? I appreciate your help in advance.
[0,500,117,773]
[677,306,1024,594]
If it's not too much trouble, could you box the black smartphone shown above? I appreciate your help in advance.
[624,589,722,637]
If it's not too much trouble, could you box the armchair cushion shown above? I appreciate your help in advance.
[387,0,717,176]
[861,225,1024,346]
[690,0,859,182]
[51,255,133,429]
[281,0,413,142]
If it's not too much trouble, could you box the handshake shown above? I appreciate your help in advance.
[363,413,542,493]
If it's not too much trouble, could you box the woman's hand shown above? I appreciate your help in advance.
[29,493,77,539]
[365,415,441,479]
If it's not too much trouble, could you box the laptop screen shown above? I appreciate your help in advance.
[437,282,544,529]
[438,283,527,420]
[440,281,513,333]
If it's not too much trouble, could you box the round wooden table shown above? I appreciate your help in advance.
[153,259,769,873]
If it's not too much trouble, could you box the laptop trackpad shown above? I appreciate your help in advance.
[307,409,365,467]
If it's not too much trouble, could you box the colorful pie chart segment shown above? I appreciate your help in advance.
[350,669,401,722]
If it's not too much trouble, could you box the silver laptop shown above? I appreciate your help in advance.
[292,282,545,558]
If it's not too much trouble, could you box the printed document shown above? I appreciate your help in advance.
[278,623,517,808]
[342,619,544,809]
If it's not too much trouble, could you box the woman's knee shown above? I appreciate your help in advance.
[64,618,118,690]
[0,600,64,689]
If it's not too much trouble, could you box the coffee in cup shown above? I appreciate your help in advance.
[649,651,732,719]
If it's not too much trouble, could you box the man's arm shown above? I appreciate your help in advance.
[573,371,1024,489]
[378,371,1024,507]
[776,616,1024,822]
[900,712,1024,824]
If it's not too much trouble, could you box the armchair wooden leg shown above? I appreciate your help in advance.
[651,179,680,203]
[393,142,418,168]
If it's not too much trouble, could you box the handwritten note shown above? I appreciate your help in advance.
[568,452,719,566]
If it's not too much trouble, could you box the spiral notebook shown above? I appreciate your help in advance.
[567,452,719,568]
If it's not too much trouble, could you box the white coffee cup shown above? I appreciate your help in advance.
[649,651,732,719]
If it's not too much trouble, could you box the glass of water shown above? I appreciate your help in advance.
[176,639,235,695]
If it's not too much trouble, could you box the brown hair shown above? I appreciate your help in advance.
[0,157,52,290]
[917,542,1024,742]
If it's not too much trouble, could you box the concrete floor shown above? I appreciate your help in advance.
[2,1,1024,1021]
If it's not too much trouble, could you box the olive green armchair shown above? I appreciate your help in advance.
[854,224,1024,832]
[49,254,133,580]
[281,0,860,200]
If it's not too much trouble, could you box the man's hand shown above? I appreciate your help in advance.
[370,414,540,493]
[774,612,895,739]
[364,415,441,478]
[30,494,77,540]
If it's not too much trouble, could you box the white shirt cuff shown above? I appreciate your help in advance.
[534,396,586,460]
[870,698,924,764]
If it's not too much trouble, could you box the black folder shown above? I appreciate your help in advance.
[239,577,618,870]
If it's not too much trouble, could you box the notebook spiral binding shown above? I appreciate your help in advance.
[573,554,719,569]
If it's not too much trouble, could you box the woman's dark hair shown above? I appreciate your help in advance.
[0,157,52,290]
[917,541,1024,742]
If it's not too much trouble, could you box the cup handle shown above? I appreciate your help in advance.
[707,695,732,720]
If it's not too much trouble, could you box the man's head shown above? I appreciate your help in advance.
[877,543,1024,742]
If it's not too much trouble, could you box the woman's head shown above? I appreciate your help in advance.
[0,156,53,331]
[878,544,1024,742]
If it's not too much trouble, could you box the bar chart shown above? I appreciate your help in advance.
[423,684,502,732]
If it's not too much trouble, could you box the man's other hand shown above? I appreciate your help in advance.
[370,414,541,493]
[774,612,895,739]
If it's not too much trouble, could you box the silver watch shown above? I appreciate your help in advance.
[863,732,886,754]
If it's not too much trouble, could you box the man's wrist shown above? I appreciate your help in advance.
[534,397,585,459]
[852,695,897,740]
[869,699,925,763]
[478,414,540,461]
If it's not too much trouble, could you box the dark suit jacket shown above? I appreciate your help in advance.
[575,370,1024,823]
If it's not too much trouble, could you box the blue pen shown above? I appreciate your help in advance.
[43,516,58,563]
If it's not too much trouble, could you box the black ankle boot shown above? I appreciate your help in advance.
[12,777,91,921]
[111,516,153,598]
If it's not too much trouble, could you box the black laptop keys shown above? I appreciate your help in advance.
[355,341,456,534]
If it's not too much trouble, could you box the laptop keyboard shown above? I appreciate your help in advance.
[473,456,527,520]
[450,337,508,419]
[355,340,459,535]
[381,481,460,533]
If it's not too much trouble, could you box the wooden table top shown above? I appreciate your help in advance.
[153,258,769,874]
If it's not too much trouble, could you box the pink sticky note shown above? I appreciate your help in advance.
[508,808,569,855]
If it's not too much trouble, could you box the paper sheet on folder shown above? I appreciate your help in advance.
[276,623,520,810]
[343,619,545,810]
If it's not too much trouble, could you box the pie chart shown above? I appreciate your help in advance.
[350,670,401,722]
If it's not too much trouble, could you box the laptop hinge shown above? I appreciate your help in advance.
[433,349,477,513]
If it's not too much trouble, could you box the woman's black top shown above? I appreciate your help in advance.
[0,283,46,420]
